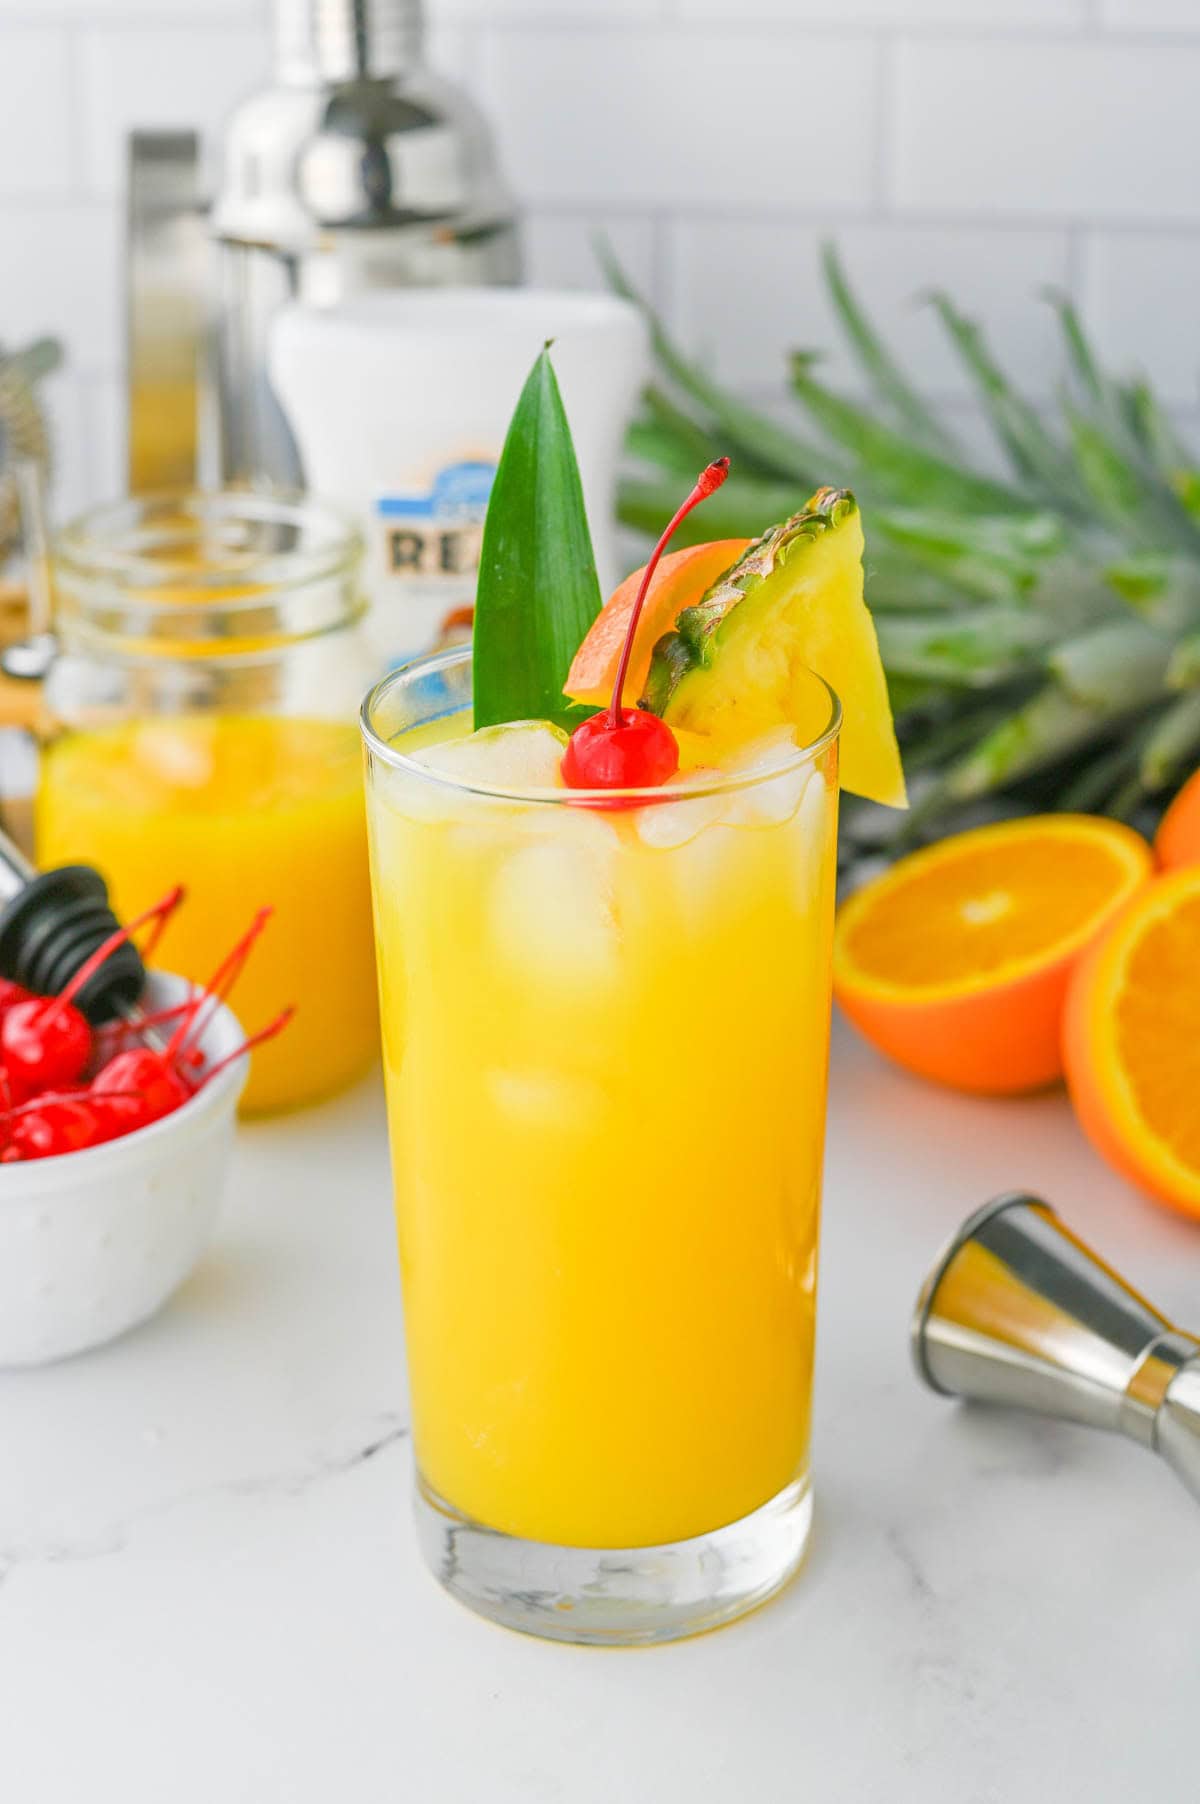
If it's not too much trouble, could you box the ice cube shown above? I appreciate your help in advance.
[722,727,814,828]
[133,722,216,792]
[410,719,568,791]
[489,839,620,996]
[734,764,814,828]
[633,727,814,842]
[787,768,836,914]
[448,796,622,872]
[633,778,726,849]
[634,791,725,850]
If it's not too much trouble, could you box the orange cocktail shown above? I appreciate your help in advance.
[362,649,841,1641]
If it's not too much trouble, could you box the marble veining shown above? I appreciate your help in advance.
[1,1042,1196,1803]
[0,1415,409,1590]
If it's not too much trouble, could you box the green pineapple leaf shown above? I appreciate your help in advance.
[597,239,826,485]
[933,683,1126,804]
[872,507,1066,604]
[1044,288,1105,403]
[788,355,1028,518]
[1120,378,1195,476]
[821,242,959,456]
[1062,400,1143,529]
[874,608,1052,688]
[1105,553,1200,633]
[1140,689,1200,789]
[1050,619,1173,709]
[1043,293,1200,550]
[1058,734,1146,812]
[473,346,602,732]
[927,291,1090,513]
[618,469,804,547]
[639,385,722,464]
[1167,627,1200,689]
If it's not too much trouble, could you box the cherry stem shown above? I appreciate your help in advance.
[166,906,274,1064]
[98,996,197,1060]
[122,1000,192,1034]
[47,884,186,1024]
[606,456,730,724]
[198,1006,295,1088]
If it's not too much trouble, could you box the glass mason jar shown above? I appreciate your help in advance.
[36,490,379,1114]
[361,647,842,1644]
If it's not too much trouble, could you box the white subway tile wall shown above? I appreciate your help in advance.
[665,222,1073,396]
[0,28,74,197]
[0,0,1197,518]
[476,28,881,209]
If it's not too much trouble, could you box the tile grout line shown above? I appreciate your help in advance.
[3,8,1200,44]
[434,201,1200,236]
[424,15,1200,48]
[872,30,895,221]
[649,211,671,320]
[1064,225,1088,306]
[9,188,1200,244]
[0,7,265,24]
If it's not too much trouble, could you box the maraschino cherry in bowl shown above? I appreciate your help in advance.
[0,970,249,1368]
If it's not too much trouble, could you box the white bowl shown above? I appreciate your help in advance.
[0,972,246,1367]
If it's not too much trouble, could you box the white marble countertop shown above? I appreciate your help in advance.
[2,1018,1196,1803]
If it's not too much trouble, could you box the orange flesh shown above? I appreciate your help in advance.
[841,829,1143,993]
[1155,767,1200,870]
[1113,887,1200,1171]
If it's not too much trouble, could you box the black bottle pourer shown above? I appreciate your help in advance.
[0,831,145,1024]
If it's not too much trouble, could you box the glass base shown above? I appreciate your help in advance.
[414,1470,813,1646]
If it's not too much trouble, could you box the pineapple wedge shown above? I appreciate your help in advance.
[642,488,907,809]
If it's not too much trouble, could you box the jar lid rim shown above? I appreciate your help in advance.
[52,490,365,655]
[55,489,363,594]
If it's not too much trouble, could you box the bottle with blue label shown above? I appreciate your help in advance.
[377,459,497,619]
[269,289,648,670]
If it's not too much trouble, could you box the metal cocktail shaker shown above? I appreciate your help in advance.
[127,0,520,492]
[213,0,520,487]
[913,1193,1200,1507]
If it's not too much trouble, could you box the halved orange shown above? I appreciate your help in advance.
[834,815,1153,1095]
[1064,868,1200,1217]
[1155,766,1200,871]
[565,538,750,709]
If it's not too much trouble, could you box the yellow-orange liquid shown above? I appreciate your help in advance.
[366,719,839,1549]
[37,715,378,1113]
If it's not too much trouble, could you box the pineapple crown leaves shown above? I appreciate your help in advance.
[604,235,1200,839]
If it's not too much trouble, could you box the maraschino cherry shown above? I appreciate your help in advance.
[562,456,730,794]
[0,887,183,1103]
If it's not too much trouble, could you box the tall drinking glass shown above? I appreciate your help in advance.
[361,648,841,1644]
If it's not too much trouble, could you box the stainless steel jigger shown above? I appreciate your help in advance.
[912,1192,1200,1506]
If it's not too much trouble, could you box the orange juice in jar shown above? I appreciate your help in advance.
[37,493,378,1113]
